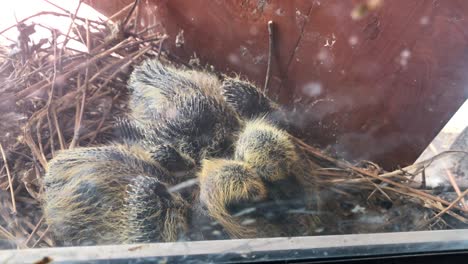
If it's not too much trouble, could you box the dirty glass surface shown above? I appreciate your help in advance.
[0,0,467,263]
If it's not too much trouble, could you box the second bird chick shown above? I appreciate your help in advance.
[43,144,190,246]
[128,59,230,123]
[149,91,242,162]
[198,119,316,238]
[198,159,267,238]
[220,77,292,130]
[113,117,196,178]
[235,118,302,182]
[127,60,243,163]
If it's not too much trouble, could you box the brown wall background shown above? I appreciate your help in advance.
[86,0,468,170]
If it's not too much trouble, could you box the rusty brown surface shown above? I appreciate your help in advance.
[86,0,468,169]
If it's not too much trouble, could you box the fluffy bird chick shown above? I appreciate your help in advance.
[150,91,241,162]
[235,119,300,180]
[43,144,189,246]
[220,77,290,129]
[113,117,196,175]
[128,59,227,122]
[198,119,316,238]
[127,60,242,162]
[235,119,315,204]
[198,159,267,238]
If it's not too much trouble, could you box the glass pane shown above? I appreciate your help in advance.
[0,0,467,262]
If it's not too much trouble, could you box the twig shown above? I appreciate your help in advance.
[425,189,468,226]
[69,19,90,149]
[0,144,16,214]
[37,117,48,167]
[118,34,164,51]
[31,226,50,248]
[0,11,101,36]
[16,37,130,99]
[157,36,166,60]
[425,199,468,224]
[429,142,467,210]
[0,224,15,240]
[22,114,48,170]
[421,168,427,189]
[295,137,468,212]
[46,29,58,158]
[22,131,40,169]
[264,20,274,93]
[133,1,141,33]
[46,111,56,158]
[69,78,82,149]
[88,110,110,144]
[74,80,87,148]
[34,23,81,44]
[444,167,467,210]
[382,185,468,224]
[379,151,468,178]
[122,0,140,28]
[51,107,65,150]
[106,2,135,22]
[42,0,83,20]
[0,33,16,43]
[23,216,44,247]
[359,172,393,202]
[57,0,83,67]
[354,163,467,212]
[137,24,159,36]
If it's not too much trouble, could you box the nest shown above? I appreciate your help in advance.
[0,1,467,249]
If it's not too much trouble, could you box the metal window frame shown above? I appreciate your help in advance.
[1,229,468,263]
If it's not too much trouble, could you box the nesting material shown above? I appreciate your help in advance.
[0,2,467,249]
[0,3,168,248]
